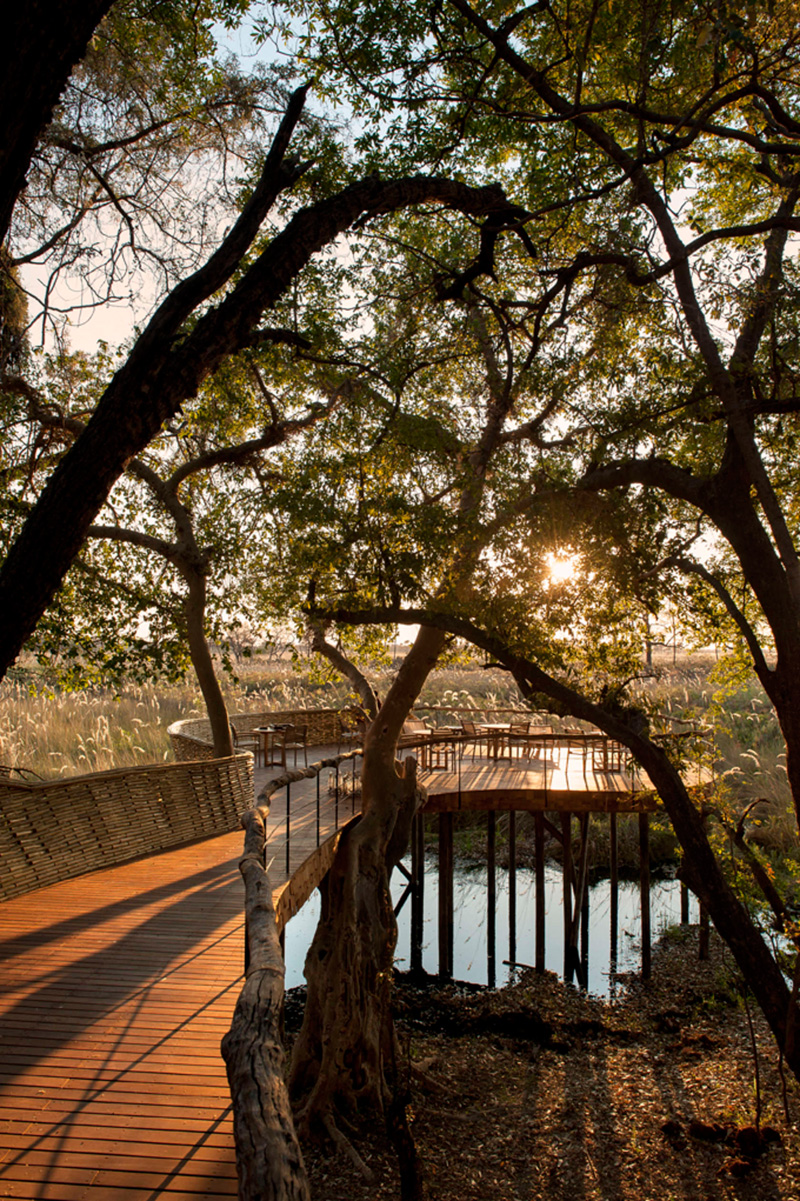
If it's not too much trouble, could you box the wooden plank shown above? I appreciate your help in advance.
[0,829,247,1200]
[419,747,658,814]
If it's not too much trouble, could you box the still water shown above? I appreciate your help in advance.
[284,859,697,998]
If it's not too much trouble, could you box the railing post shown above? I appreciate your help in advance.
[285,782,291,875]
[487,810,496,988]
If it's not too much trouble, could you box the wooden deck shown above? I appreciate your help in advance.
[0,739,650,1198]
[0,760,346,1201]
[419,755,656,812]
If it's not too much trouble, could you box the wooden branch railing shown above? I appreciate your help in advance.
[221,807,311,1201]
[224,750,363,1199]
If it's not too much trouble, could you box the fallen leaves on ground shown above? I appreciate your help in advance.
[291,928,799,1200]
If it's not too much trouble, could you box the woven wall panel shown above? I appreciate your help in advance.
[168,707,363,757]
[0,754,253,901]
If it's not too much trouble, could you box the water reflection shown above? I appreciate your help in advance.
[284,860,697,998]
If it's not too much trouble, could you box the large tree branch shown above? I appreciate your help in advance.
[577,455,709,506]
[671,556,771,680]
[86,523,176,561]
[168,404,336,492]
[133,83,312,357]
[308,621,380,720]
[0,121,528,675]
[0,0,116,243]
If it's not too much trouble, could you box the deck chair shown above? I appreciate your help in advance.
[526,725,554,760]
[229,721,260,765]
[281,724,308,767]
[460,719,486,759]
[337,713,365,754]
[563,726,590,778]
[591,737,625,773]
[399,718,433,768]
[507,720,531,760]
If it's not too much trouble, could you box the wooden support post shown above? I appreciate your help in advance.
[438,812,454,979]
[639,812,651,981]
[699,901,710,960]
[581,862,590,985]
[410,812,424,976]
[508,811,517,974]
[487,811,496,988]
[609,812,618,969]
[681,879,689,924]
[561,812,573,983]
[535,812,545,973]
[568,813,590,988]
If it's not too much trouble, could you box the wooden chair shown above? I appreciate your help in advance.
[591,737,625,773]
[427,730,453,771]
[526,725,553,760]
[281,724,308,767]
[337,713,365,755]
[399,718,433,767]
[563,726,590,776]
[460,719,486,759]
[508,720,531,760]
[229,721,261,765]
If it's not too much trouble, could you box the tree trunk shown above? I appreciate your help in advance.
[182,565,233,758]
[288,750,422,1130]
[221,808,311,1201]
[0,0,115,243]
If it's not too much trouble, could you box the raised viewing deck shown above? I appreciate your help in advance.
[0,732,652,1198]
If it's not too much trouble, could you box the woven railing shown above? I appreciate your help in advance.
[0,754,253,901]
[168,707,362,761]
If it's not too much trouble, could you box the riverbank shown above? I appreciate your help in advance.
[291,927,800,1200]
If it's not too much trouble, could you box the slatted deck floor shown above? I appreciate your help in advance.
[0,760,345,1201]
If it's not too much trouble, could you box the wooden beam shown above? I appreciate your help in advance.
[508,811,517,974]
[410,812,424,975]
[487,811,496,988]
[609,812,618,967]
[561,813,573,983]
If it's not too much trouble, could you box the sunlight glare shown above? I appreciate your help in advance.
[545,551,579,586]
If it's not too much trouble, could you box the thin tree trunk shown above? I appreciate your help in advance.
[182,565,233,758]
[289,751,423,1129]
[309,622,381,719]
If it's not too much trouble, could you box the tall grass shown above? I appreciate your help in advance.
[637,668,797,854]
[0,683,190,778]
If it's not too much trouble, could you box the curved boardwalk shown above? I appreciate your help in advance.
[0,753,346,1201]
[0,738,646,1198]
